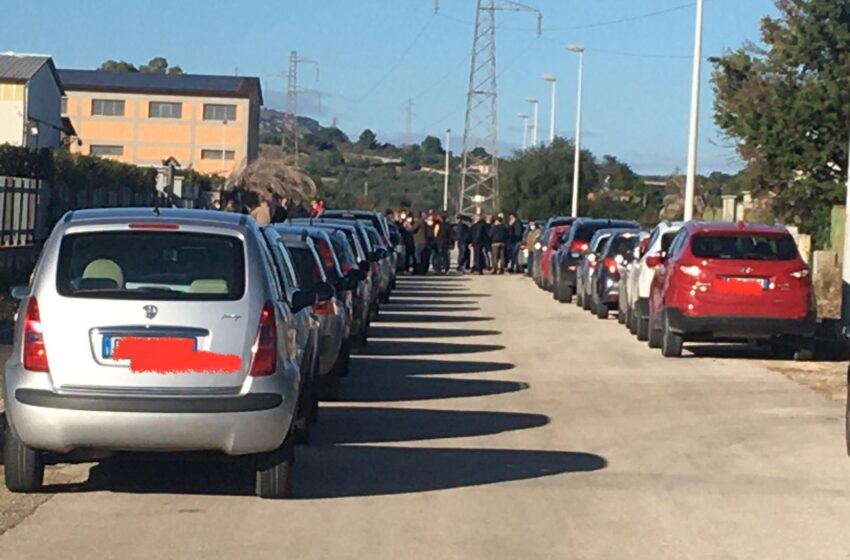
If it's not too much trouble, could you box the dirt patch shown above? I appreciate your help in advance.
[763,360,846,403]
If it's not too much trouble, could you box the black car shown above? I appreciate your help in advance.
[588,229,641,319]
[552,218,640,303]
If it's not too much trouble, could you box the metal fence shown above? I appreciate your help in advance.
[0,176,45,247]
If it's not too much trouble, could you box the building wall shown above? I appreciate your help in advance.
[64,90,255,176]
[0,82,25,146]
[25,65,63,148]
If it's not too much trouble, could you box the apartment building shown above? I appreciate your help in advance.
[58,69,262,176]
[0,53,65,149]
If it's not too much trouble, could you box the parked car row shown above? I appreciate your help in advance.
[530,217,816,359]
[2,206,400,499]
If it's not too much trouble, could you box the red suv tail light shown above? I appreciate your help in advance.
[789,268,810,279]
[23,297,49,372]
[249,302,276,377]
[603,257,618,275]
[570,241,589,254]
[644,254,663,268]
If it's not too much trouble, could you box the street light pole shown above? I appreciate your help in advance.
[443,128,451,213]
[518,113,529,150]
[221,119,228,175]
[683,0,705,222]
[566,44,584,218]
[526,97,539,148]
[542,75,557,145]
[842,131,850,334]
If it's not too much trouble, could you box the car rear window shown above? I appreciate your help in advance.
[313,238,341,283]
[660,231,678,254]
[690,234,798,260]
[57,231,245,300]
[608,235,639,256]
[574,225,605,242]
[289,246,322,289]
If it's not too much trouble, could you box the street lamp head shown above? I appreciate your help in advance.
[517,113,528,119]
[525,97,538,104]
[541,74,556,82]
[565,44,584,53]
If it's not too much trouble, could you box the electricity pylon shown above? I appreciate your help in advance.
[275,51,319,163]
[459,0,541,215]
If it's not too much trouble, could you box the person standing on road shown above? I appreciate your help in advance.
[454,215,472,273]
[412,212,430,274]
[470,214,488,275]
[490,216,509,274]
[432,213,453,274]
[507,213,523,273]
[249,195,271,225]
[271,195,290,223]
[525,220,541,277]
[483,214,494,271]
[310,198,325,218]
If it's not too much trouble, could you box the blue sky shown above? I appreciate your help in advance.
[6,0,777,174]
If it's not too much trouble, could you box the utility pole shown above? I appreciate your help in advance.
[518,113,529,150]
[525,97,539,147]
[443,128,451,212]
[460,0,542,215]
[542,74,557,145]
[276,51,319,166]
[683,0,705,221]
[566,44,584,217]
[405,98,414,145]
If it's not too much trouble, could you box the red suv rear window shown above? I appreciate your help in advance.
[691,234,797,261]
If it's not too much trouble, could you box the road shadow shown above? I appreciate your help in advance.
[63,446,605,499]
[380,304,481,313]
[294,447,606,499]
[361,340,504,356]
[368,326,499,339]
[350,356,515,377]
[313,407,548,445]
[391,292,491,298]
[376,313,494,324]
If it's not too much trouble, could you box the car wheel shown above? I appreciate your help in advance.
[581,289,592,310]
[628,307,638,334]
[617,302,627,324]
[337,341,351,377]
[561,285,573,304]
[661,314,683,357]
[769,342,795,360]
[318,371,341,401]
[575,287,584,308]
[596,299,609,320]
[3,425,44,493]
[255,433,294,499]
[637,314,650,342]
[647,313,662,348]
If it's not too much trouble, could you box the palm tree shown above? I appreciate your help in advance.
[225,157,317,202]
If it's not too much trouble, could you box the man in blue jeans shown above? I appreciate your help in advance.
[506,213,523,273]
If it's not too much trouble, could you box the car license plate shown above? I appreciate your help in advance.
[728,277,769,288]
[715,277,769,295]
[102,336,196,359]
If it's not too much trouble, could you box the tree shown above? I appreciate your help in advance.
[140,57,169,73]
[421,135,443,154]
[710,0,850,246]
[98,60,138,72]
[357,129,378,150]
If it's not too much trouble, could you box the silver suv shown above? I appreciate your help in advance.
[3,208,306,499]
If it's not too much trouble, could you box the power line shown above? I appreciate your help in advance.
[354,14,436,104]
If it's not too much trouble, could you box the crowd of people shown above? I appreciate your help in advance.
[386,209,536,276]
[209,193,326,224]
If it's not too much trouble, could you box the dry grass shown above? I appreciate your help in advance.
[814,262,842,319]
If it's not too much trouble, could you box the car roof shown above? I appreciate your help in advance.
[64,207,249,227]
[684,221,789,235]
[575,218,640,227]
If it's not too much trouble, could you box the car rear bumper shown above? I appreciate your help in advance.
[559,266,577,288]
[4,366,297,456]
[665,308,816,339]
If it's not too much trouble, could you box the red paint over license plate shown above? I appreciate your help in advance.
[714,277,767,296]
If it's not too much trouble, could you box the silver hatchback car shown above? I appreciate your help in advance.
[3,208,305,498]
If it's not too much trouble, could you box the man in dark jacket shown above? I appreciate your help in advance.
[432,214,453,273]
[490,216,509,274]
[454,216,472,273]
[470,214,488,275]
[271,196,290,223]
[506,213,523,272]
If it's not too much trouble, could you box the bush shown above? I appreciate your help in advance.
[0,144,54,179]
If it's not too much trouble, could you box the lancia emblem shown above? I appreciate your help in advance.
[741,267,753,274]
[143,304,158,319]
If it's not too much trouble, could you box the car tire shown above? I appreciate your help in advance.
[575,287,584,308]
[318,371,341,401]
[337,342,351,377]
[581,290,592,311]
[255,434,294,499]
[647,313,662,349]
[769,342,795,360]
[661,314,683,357]
[628,307,638,334]
[596,299,609,320]
[561,285,573,304]
[3,425,44,493]
[637,314,650,342]
[617,303,627,324]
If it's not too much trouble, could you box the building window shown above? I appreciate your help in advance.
[60,97,67,115]
[201,149,235,160]
[149,101,182,119]
[203,104,236,121]
[90,145,124,157]
[91,99,125,117]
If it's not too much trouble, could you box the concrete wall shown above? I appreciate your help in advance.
[64,90,256,176]
[0,82,24,146]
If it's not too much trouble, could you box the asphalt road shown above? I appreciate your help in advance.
[1,273,850,559]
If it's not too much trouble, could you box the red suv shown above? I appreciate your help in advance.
[647,222,815,357]
[536,224,571,291]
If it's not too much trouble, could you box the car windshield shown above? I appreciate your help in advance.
[690,234,798,260]
[56,231,245,300]
[607,235,639,256]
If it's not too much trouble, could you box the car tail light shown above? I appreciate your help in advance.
[603,257,618,275]
[314,299,332,315]
[22,297,49,372]
[249,302,276,377]
[570,241,589,253]
[790,268,810,279]
[317,241,336,270]
[645,254,662,268]
[678,265,702,278]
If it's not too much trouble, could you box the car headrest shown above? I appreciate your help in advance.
[82,259,124,288]
[188,279,229,294]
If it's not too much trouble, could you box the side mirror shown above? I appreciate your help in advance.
[316,281,334,302]
[644,254,663,268]
[639,237,651,257]
[11,286,29,300]
[291,289,317,313]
